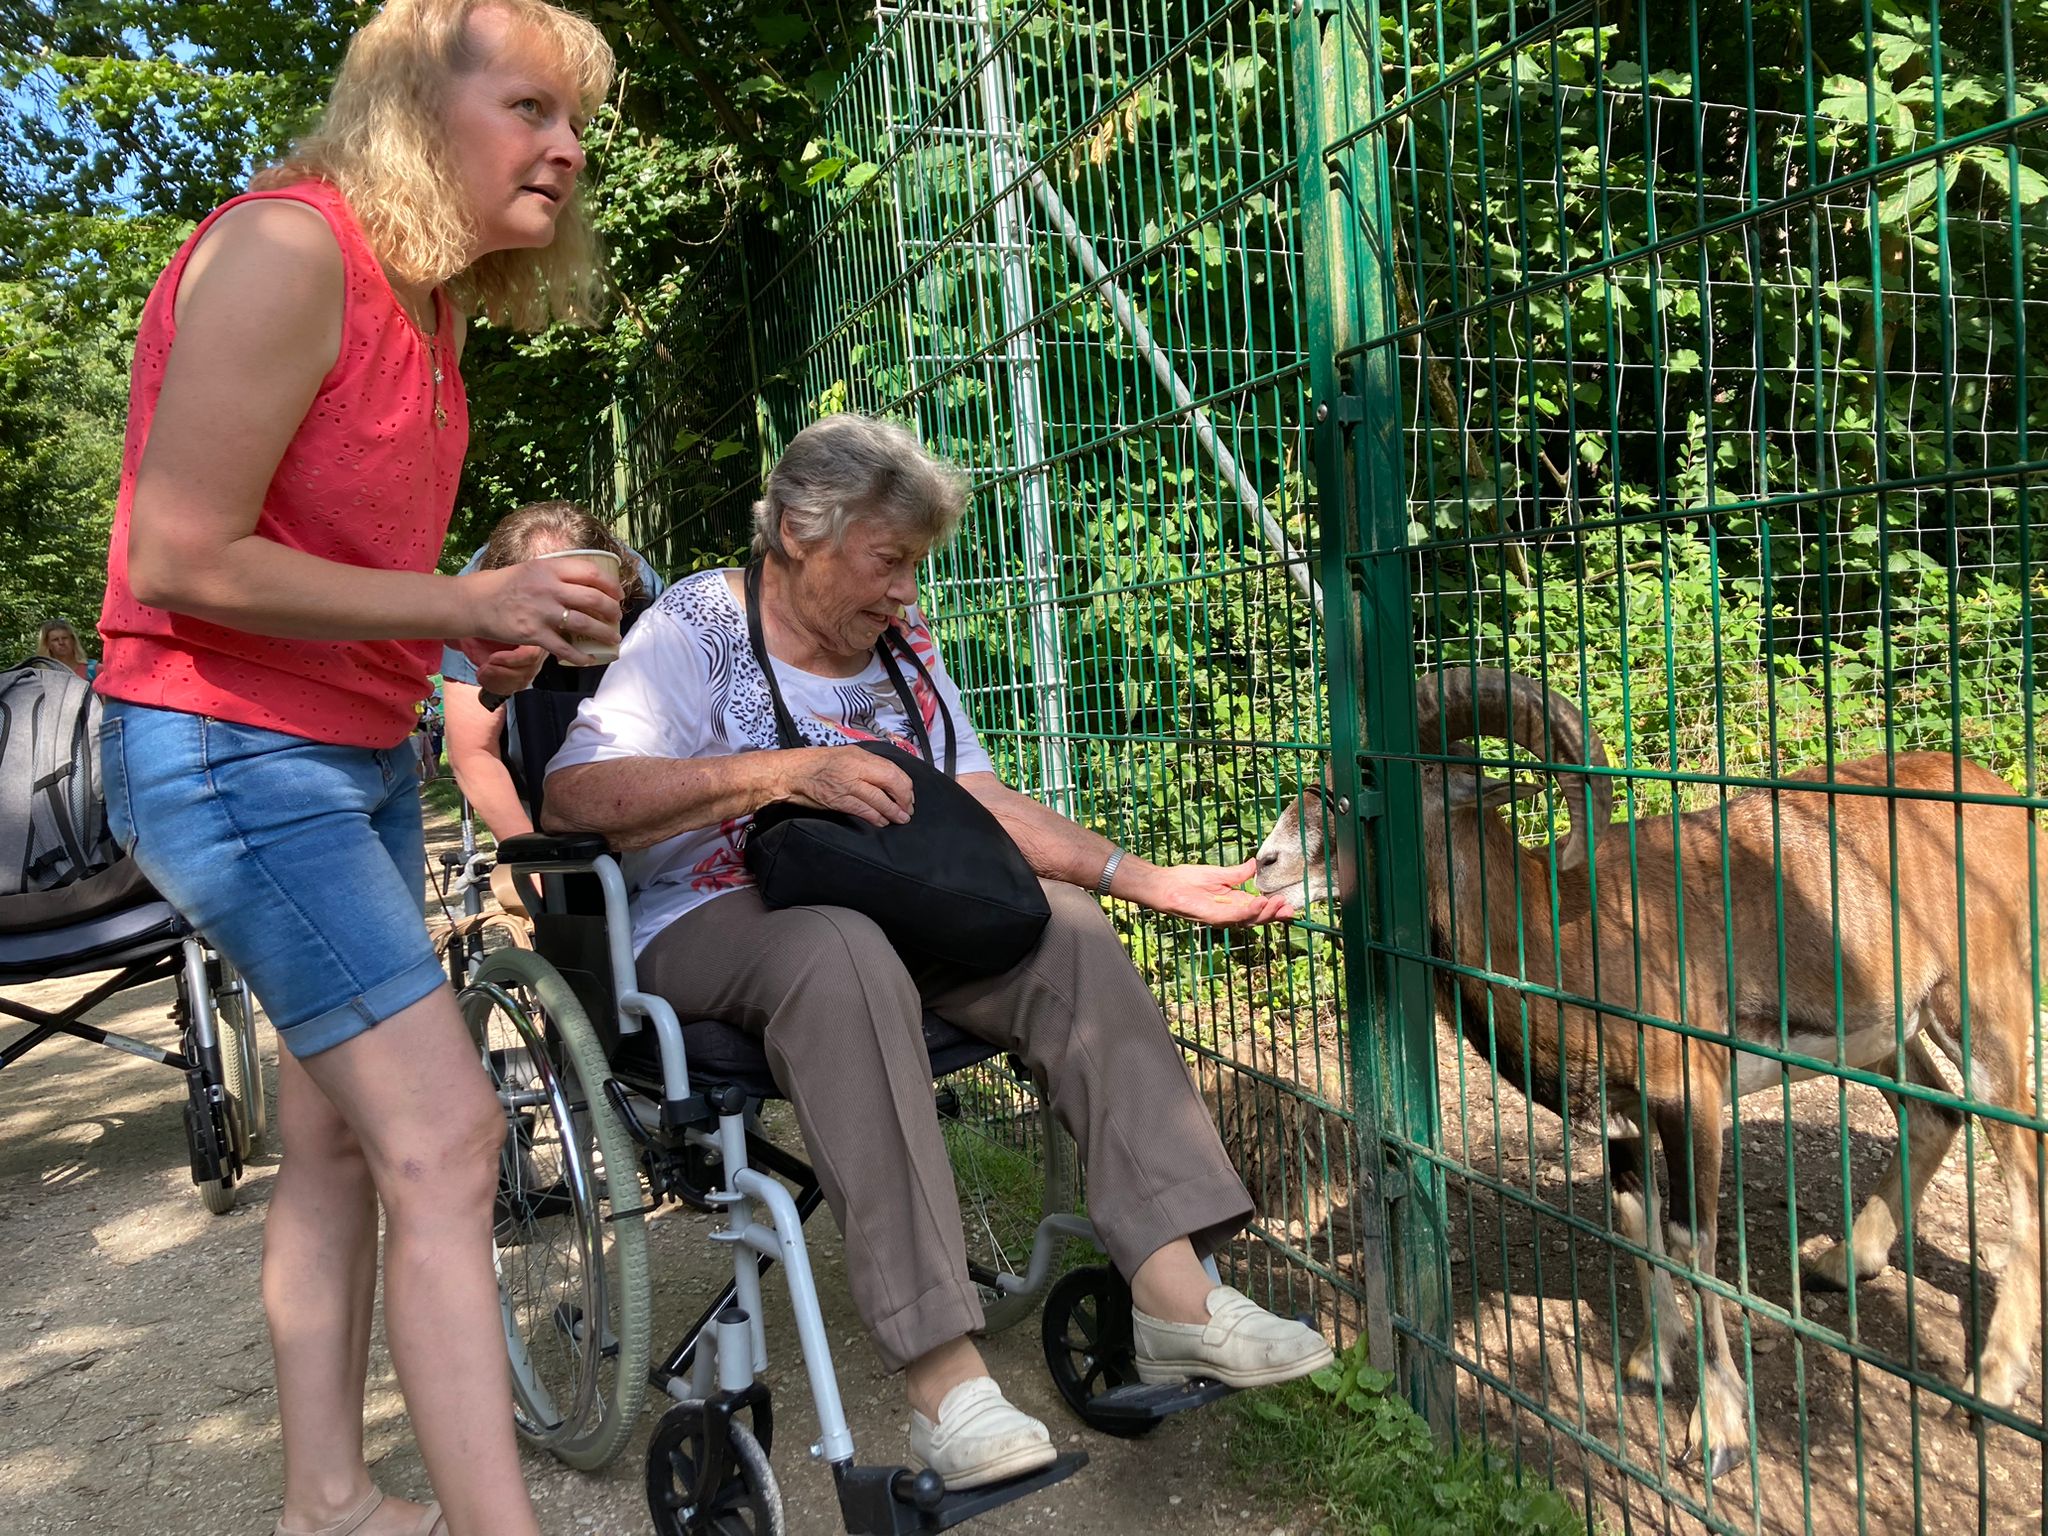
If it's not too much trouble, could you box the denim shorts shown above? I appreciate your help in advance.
[100,701,446,1057]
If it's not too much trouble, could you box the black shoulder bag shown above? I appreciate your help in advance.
[738,562,1050,974]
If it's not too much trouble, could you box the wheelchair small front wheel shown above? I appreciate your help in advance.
[213,957,266,1152]
[1042,1264,1156,1438]
[463,946,652,1472]
[187,949,263,1215]
[193,1098,239,1216]
[646,1404,783,1536]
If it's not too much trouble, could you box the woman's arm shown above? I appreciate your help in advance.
[544,746,916,850]
[959,772,1288,927]
[126,200,613,660]
[442,682,533,842]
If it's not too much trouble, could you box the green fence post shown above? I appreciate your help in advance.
[1294,0,1450,1428]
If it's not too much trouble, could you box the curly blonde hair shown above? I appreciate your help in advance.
[254,0,614,331]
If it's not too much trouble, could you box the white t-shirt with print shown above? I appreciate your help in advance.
[545,567,996,955]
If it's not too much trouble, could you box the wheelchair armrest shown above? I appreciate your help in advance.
[496,831,610,866]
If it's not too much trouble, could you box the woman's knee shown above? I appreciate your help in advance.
[367,1077,505,1219]
[276,1050,369,1167]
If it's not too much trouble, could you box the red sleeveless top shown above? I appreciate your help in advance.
[97,179,470,749]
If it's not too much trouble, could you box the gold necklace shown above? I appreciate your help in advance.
[428,328,447,430]
[403,286,447,431]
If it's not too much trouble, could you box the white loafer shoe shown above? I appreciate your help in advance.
[908,1377,1058,1490]
[1132,1285,1335,1389]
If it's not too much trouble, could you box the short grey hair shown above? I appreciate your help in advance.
[751,414,969,559]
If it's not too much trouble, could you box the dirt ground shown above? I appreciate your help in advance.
[1425,1034,2048,1535]
[14,810,2040,1536]
[0,810,1310,1536]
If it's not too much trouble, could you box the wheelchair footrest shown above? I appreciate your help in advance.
[835,1450,1087,1534]
[1084,1377,1236,1429]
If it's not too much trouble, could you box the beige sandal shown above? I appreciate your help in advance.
[272,1489,446,1536]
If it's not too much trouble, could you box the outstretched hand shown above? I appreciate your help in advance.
[1133,857,1294,928]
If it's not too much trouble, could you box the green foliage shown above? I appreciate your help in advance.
[2,0,866,633]
[1397,0,2048,807]
[596,0,2045,1004]
[1231,1342,1588,1536]
[0,278,124,657]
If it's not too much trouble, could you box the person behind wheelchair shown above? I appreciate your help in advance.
[439,499,664,916]
[543,413,1334,1491]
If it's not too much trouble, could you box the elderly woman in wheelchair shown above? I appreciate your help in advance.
[484,413,1328,1531]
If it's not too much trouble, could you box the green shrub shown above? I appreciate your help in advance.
[1232,1342,1589,1536]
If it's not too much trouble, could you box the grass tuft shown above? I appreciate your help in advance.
[1231,1342,1588,1536]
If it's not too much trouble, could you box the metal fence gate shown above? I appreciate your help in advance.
[595,0,2047,1528]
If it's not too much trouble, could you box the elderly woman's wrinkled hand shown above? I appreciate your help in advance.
[1135,858,1295,928]
[780,744,916,827]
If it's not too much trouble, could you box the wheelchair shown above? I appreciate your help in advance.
[465,766,1241,1534]
[0,860,267,1214]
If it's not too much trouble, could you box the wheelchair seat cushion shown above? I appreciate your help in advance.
[0,894,189,981]
[614,1011,1002,1102]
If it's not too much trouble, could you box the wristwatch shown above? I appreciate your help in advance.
[1094,847,1125,897]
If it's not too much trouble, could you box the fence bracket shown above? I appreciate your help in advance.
[1346,786,1385,821]
[1380,1161,1410,1204]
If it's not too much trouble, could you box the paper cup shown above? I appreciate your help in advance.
[535,547,624,664]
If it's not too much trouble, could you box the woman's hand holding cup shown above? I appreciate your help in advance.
[531,549,625,663]
[458,549,624,668]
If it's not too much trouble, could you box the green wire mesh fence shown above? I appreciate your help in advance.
[597,0,1360,1341]
[594,0,2046,1528]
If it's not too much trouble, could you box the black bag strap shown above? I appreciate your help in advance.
[743,561,954,773]
[876,629,956,776]
[743,560,809,751]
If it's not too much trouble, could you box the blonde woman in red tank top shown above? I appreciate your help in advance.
[94,6,617,1534]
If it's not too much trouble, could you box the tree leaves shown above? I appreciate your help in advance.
[4,0,868,606]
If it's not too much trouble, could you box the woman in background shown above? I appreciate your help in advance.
[34,619,92,679]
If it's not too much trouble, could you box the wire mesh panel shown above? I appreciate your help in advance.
[601,0,1365,1340]
[1307,0,2047,1528]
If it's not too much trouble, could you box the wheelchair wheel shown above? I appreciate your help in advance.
[214,958,267,1151]
[462,946,652,1471]
[646,1404,783,1536]
[1042,1263,1155,1439]
[937,1061,1076,1335]
[191,951,264,1215]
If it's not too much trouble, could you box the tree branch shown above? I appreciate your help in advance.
[642,0,768,159]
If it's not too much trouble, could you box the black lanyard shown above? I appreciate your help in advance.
[742,561,958,775]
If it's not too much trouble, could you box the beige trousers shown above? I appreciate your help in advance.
[638,878,1253,1372]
